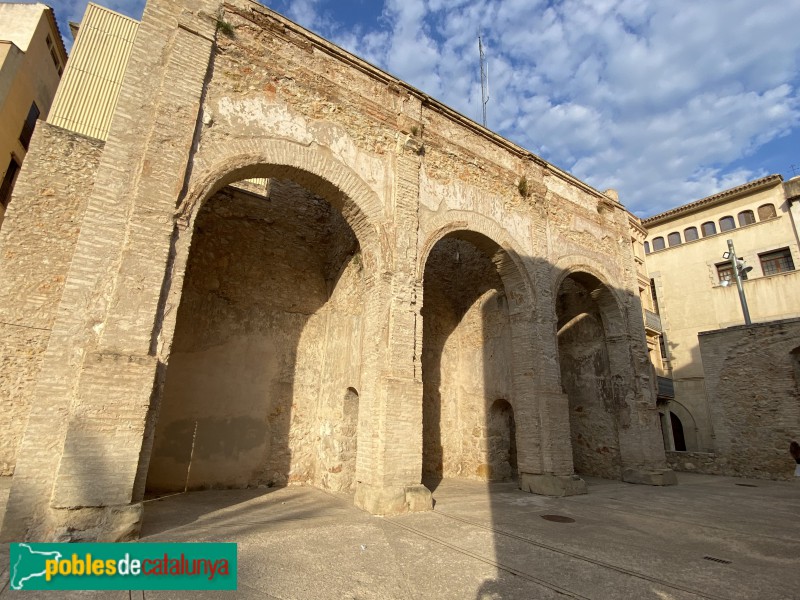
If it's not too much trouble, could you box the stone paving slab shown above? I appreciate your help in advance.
[1,473,798,599]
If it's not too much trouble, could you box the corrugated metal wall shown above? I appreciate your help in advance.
[47,3,138,141]
[47,3,268,191]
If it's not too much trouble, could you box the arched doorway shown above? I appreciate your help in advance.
[144,175,366,495]
[556,271,623,480]
[420,231,527,489]
[670,412,687,452]
[488,399,518,481]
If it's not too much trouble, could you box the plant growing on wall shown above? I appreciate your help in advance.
[518,176,531,198]
[216,18,235,37]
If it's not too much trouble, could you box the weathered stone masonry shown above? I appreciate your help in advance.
[1,0,673,541]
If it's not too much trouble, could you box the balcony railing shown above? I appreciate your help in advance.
[644,309,662,333]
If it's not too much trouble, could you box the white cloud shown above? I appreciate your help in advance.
[47,0,800,216]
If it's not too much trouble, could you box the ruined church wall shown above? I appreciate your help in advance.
[146,181,363,493]
[422,238,513,481]
[0,123,103,475]
[1,0,673,542]
[414,96,667,476]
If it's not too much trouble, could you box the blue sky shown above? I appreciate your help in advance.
[39,0,800,217]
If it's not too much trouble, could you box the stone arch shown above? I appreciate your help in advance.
[552,261,627,340]
[667,399,698,451]
[417,213,534,315]
[670,412,687,452]
[152,140,387,363]
[178,139,384,250]
[138,144,385,500]
[553,263,629,479]
[419,220,539,488]
[487,399,518,481]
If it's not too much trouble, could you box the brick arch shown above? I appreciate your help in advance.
[178,139,385,253]
[553,261,631,479]
[418,215,541,477]
[551,259,626,339]
[417,214,534,315]
[144,139,390,506]
[153,139,387,377]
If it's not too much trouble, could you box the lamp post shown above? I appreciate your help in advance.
[723,239,752,325]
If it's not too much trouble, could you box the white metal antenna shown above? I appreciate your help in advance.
[479,34,489,127]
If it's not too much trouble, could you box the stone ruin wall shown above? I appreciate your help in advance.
[694,319,800,481]
[146,180,363,494]
[421,238,514,482]
[0,0,660,483]
[0,124,103,475]
[0,0,673,542]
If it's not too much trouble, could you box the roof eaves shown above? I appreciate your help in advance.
[43,5,68,62]
[642,174,784,226]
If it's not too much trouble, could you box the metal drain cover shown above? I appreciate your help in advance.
[541,514,575,523]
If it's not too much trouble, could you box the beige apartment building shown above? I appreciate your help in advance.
[643,175,800,454]
[0,3,66,228]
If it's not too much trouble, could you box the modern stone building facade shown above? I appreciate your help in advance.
[0,0,672,542]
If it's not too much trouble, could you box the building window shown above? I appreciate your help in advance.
[644,241,651,254]
[652,236,665,251]
[701,221,717,237]
[758,203,776,220]
[667,232,682,247]
[46,35,62,75]
[717,263,734,283]
[658,334,667,359]
[0,157,21,208]
[719,216,735,231]
[717,260,750,283]
[684,226,699,242]
[759,248,795,276]
[18,102,40,150]
[737,210,755,226]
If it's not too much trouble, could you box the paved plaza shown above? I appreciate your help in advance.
[1,473,798,599]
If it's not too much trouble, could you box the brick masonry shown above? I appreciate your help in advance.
[0,124,103,476]
[1,0,671,541]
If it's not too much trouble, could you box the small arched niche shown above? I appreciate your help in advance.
[487,399,518,481]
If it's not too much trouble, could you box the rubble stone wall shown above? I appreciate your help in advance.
[696,318,800,480]
[146,181,363,493]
